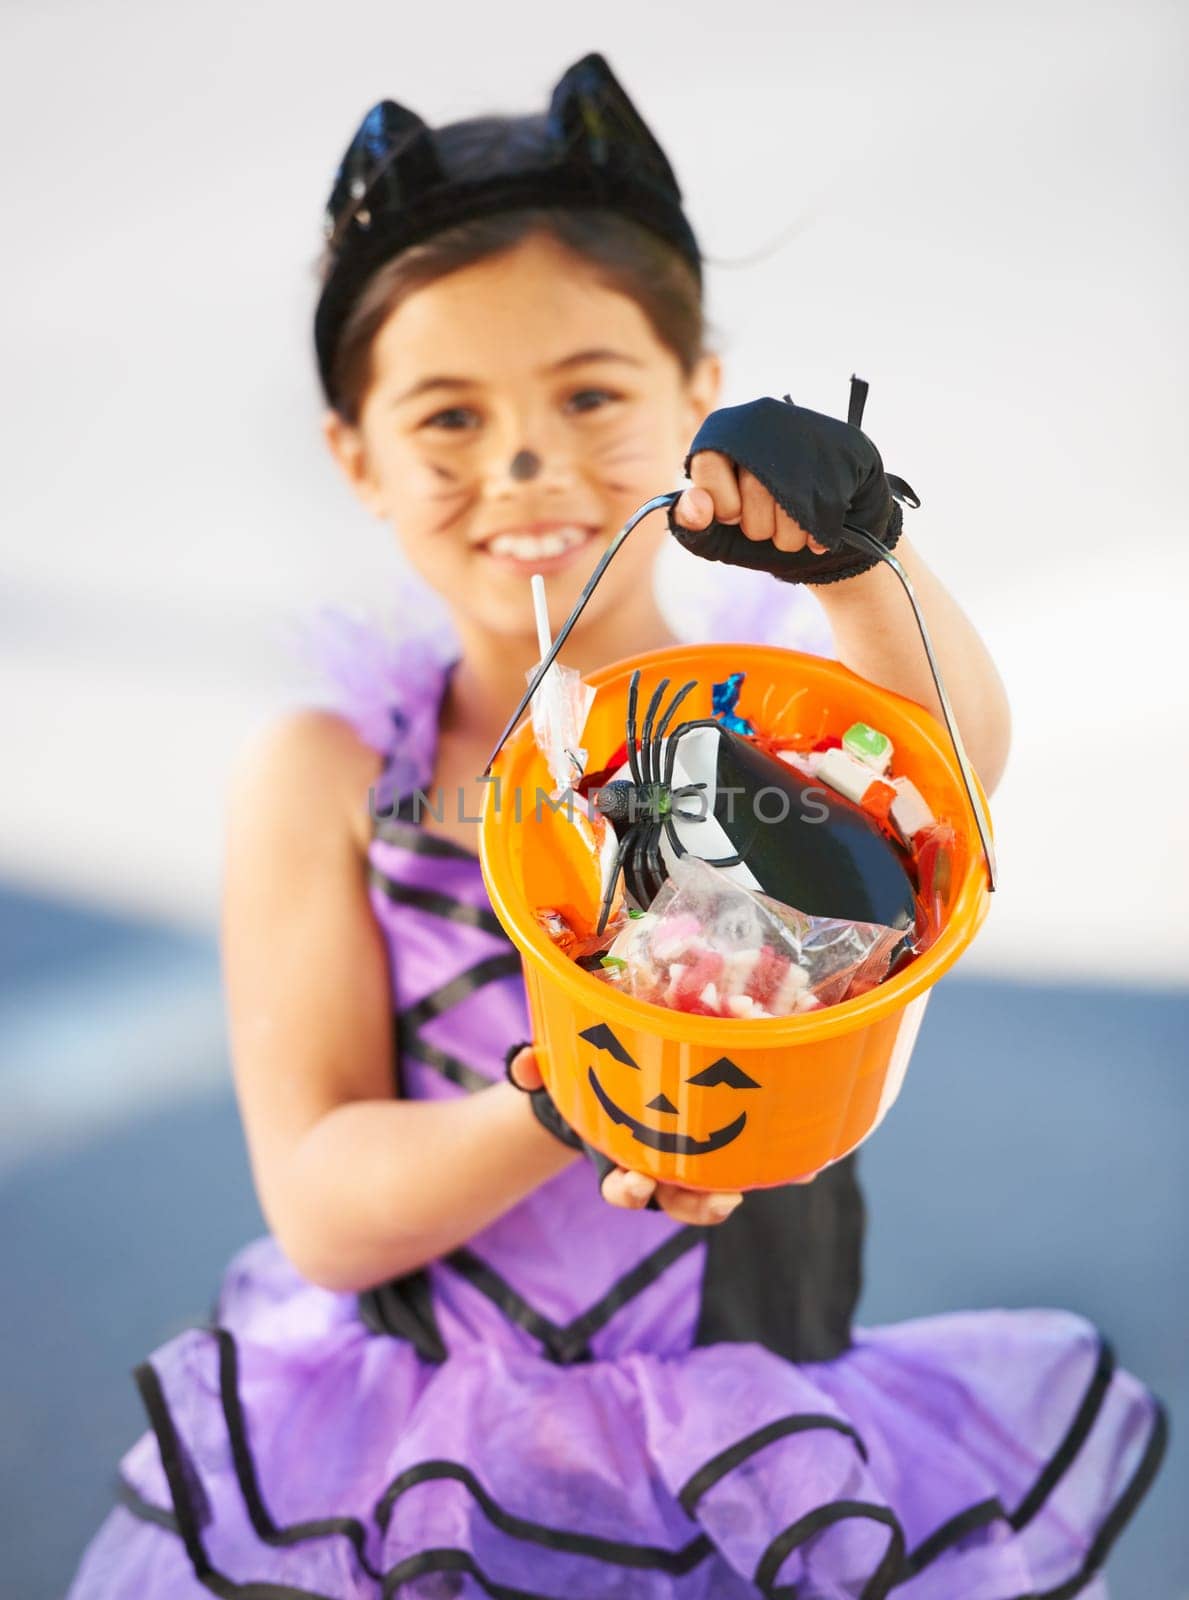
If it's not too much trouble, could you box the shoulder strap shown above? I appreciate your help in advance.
[368,658,457,829]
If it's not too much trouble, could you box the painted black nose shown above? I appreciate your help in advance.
[645,1093,679,1115]
[509,449,541,481]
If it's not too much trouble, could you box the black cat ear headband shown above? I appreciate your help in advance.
[313,52,703,409]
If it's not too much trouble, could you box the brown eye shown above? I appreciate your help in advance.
[565,388,620,414]
[422,406,480,431]
[686,1058,760,1089]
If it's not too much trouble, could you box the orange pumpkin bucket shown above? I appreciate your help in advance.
[480,640,994,1191]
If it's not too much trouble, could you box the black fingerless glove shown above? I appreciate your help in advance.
[504,1041,662,1211]
[666,378,919,586]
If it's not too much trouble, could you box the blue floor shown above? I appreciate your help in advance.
[1,884,1184,1598]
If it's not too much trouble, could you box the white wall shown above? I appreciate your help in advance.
[2,0,1185,983]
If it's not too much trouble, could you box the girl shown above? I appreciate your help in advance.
[68,51,1164,1600]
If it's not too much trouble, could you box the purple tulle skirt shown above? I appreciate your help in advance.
[66,1235,1163,1599]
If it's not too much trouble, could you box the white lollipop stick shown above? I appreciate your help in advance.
[531,573,552,662]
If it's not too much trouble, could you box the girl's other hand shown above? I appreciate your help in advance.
[507,1045,749,1228]
[673,465,832,558]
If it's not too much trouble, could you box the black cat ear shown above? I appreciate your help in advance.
[322,99,444,243]
[546,52,682,197]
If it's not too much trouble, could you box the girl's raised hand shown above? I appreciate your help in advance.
[665,394,912,586]
[507,1046,744,1227]
[673,466,832,559]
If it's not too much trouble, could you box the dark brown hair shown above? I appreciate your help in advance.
[314,114,710,425]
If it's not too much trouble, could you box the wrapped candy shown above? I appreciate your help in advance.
[841,720,894,774]
[602,855,907,1019]
[526,573,596,794]
[527,658,594,794]
[889,775,936,844]
[534,907,584,959]
[909,822,956,955]
[710,672,756,736]
[535,900,630,964]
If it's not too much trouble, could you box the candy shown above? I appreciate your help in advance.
[805,748,900,827]
[711,672,756,736]
[720,947,761,997]
[889,776,935,843]
[860,779,897,821]
[665,950,724,1010]
[776,749,816,777]
[842,721,893,774]
[535,907,580,956]
[746,944,795,1010]
[604,910,657,972]
[565,707,929,1021]
[651,912,703,963]
[815,746,887,806]
[772,961,812,1013]
[726,993,771,1019]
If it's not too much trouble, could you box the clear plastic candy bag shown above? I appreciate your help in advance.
[601,854,907,1018]
[526,659,595,794]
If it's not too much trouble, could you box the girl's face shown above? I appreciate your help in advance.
[324,231,720,644]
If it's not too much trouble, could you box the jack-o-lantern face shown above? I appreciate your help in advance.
[579,1023,759,1155]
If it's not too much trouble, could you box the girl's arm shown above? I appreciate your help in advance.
[221,709,581,1294]
[812,535,1012,797]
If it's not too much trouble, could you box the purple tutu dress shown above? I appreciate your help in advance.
[68,578,1165,1599]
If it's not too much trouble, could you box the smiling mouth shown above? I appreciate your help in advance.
[480,525,599,562]
[588,1067,748,1155]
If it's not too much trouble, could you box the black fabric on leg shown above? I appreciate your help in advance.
[693,1154,864,1363]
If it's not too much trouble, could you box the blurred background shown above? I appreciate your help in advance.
[1,1,1185,1594]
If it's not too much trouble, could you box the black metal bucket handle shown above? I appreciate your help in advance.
[482,493,998,893]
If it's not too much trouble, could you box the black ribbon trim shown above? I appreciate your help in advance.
[444,1247,575,1356]
[893,1334,1118,1582]
[895,1334,1124,1586]
[678,1413,869,1514]
[116,1473,180,1533]
[1010,1339,1115,1531]
[901,1495,1002,1577]
[666,1331,1166,1597]
[132,1359,214,1582]
[367,864,506,937]
[132,1357,341,1599]
[374,1459,712,1570]
[399,953,523,1032]
[214,1328,382,1581]
[555,1226,707,1350]
[444,1227,705,1365]
[378,1545,579,1599]
[123,1321,1167,1600]
[395,1030,493,1095]
[395,951,523,1095]
[1011,1397,1169,1600]
[371,811,481,862]
[760,1500,905,1598]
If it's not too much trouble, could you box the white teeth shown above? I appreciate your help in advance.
[486,526,590,560]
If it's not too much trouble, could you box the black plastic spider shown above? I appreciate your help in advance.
[591,671,746,933]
